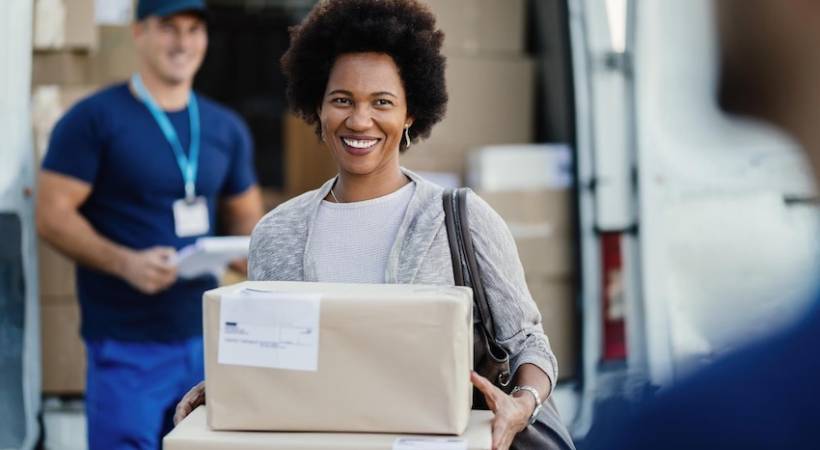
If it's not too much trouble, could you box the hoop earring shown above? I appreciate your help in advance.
[403,125,411,150]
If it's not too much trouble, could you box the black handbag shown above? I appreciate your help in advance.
[443,188,513,408]
[442,188,577,450]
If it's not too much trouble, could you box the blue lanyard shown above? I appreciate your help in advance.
[131,73,201,201]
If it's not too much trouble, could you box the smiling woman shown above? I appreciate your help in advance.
[279,0,447,203]
[174,1,575,449]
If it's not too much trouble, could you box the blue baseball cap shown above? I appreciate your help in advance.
[136,0,208,21]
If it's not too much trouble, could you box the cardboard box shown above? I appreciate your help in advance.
[41,300,86,394]
[164,406,493,450]
[37,240,77,297]
[204,281,473,434]
[32,26,136,86]
[477,189,575,277]
[477,189,571,227]
[283,114,338,197]
[467,144,574,191]
[33,85,98,161]
[526,276,577,380]
[32,51,95,86]
[34,0,98,51]
[426,0,526,55]
[414,171,462,189]
[95,0,134,26]
[514,233,575,277]
[400,56,535,176]
[91,25,138,84]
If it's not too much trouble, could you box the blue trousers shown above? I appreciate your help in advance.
[84,337,204,450]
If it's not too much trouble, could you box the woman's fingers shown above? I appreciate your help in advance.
[173,381,206,425]
[491,419,504,450]
[470,371,500,411]
[471,372,531,450]
[490,414,516,450]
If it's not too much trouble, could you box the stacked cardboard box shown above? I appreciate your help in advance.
[469,145,578,380]
[283,114,338,198]
[32,85,96,160]
[39,242,86,394]
[167,281,489,447]
[33,0,98,51]
[33,0,137,395]
[429,0,526,55]
[165,407,493,450]
[203,281,473,434]
[401,0,534,182]
[32,26,137,86]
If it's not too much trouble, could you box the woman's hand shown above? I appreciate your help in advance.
[173,381,206,425]
[471,371,533,450]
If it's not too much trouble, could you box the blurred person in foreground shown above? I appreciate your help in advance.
[35,0,263,448]
[172,0,575,448]
[592,1,820,448]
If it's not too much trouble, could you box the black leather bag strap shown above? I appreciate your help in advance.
[443,188,497,340]
[443,188,465,286]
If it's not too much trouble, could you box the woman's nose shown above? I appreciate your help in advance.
[345,105,373,131]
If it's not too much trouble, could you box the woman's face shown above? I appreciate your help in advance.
[319,52,413,178]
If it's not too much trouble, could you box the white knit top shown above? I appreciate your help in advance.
[311,181,416,283]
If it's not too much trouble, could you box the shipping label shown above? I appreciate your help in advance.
[218,288,321,371]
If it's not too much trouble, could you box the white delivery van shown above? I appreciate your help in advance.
[558,0,819,442]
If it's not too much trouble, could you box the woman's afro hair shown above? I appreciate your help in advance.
[280,0,448,151]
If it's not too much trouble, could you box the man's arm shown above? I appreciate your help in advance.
[219,185,264,235]
[36,170,177,294]
[219,185,264,275]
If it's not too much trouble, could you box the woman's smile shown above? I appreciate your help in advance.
[340,135,381,154]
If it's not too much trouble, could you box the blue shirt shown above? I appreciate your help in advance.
[43,83,256,341]
[591,294,820,449]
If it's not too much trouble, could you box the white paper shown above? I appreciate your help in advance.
[96,0,133,25]
[175,236,250,279]
[218,289,321,371]
[393,437,468,450]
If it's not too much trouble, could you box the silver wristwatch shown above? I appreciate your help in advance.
[511,385,543,425]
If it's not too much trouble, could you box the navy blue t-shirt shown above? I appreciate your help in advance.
[43,83,256,341]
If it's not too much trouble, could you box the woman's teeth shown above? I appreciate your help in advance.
[342,138,378,149]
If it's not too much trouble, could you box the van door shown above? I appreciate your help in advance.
[0,1,41,449]
[567,0,648,437]
[632,0,820,385]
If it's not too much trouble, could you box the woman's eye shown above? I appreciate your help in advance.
[375,99,394,107]
[331,98,352,105]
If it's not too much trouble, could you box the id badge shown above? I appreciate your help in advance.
[173,197,210,237]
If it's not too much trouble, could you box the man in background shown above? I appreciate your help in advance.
[36,0,263,448]
[593,1,820,448]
